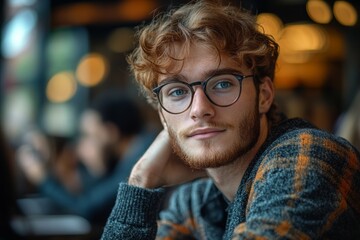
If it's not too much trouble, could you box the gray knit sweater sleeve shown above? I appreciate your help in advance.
[101,182,165,240]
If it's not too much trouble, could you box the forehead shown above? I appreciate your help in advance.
[158,43,245,83]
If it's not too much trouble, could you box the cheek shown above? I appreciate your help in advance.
[229,97,257,116]
[162,112,184,131]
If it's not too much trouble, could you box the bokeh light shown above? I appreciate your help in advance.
[2,9,37,58]
[46,71,77,103]
[9,0,36,7]
[278,24,328,63]
[306,0,332,24]
[76,53,108,87]
[43,102,77,137]
[333,1,358,26]
[257,13,283,40]
[107,28,135,53]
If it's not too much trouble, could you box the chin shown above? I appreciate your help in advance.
[178,145,237,169]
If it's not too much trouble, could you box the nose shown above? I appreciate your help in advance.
[189,87,215,120]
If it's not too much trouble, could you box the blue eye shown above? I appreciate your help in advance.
[169,88,187,97]
[214,81,232,89]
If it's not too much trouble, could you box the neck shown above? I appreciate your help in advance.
[206,116,269,202]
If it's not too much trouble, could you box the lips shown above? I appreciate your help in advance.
[188,127,225,139]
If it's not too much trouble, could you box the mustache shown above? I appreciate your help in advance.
[178,121,234,138]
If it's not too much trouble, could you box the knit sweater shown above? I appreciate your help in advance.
[101,118,360,239]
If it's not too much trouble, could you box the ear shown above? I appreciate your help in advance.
[258,76,275,114]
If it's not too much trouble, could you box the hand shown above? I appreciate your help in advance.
[17,145,46,185]
[128,130,207,189]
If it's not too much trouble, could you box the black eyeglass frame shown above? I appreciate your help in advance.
[152,73,254,114]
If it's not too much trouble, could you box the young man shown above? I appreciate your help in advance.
[102,1,360,239]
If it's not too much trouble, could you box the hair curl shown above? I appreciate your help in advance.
[128,0,282,124]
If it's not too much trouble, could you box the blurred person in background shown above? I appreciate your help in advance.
[17,90,156,225]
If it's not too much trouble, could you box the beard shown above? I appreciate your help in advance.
[167,104,260,169]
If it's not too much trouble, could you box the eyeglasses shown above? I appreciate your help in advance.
[152,73,254,114]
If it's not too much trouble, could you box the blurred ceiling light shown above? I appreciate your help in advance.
[53,0,157,26]
[2,9,37,58]
[76,53,108,87]
[46,71,77,103]
[306,0,332,24]
[333,1,358,26]
[279,24,328,63]
[256,13,283,40]
[281,24,328,51]
[107,28,135,53]
[117,0,157,22]
[9,0,36,7]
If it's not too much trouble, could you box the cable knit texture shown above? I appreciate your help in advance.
[101,118,360,239]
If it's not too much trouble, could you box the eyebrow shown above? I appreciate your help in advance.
[158,67,244,86]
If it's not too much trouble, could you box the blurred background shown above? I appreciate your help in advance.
[1,0,360,239]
